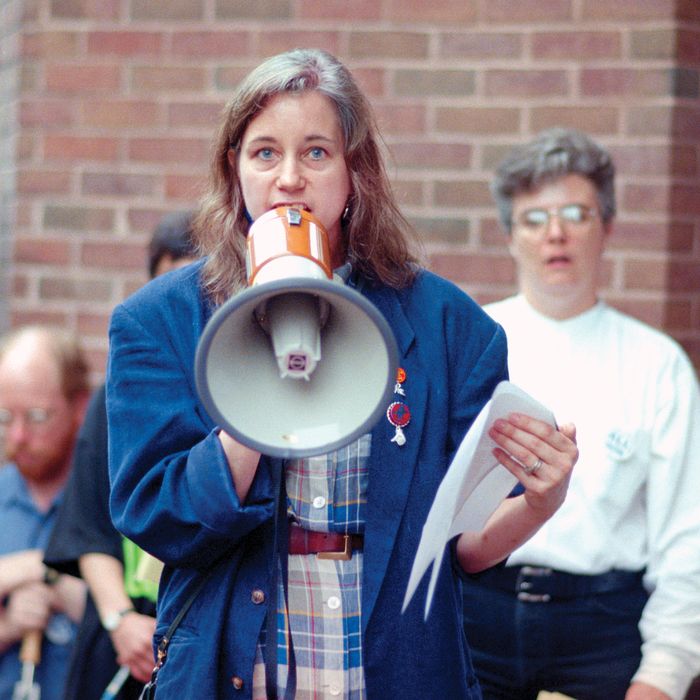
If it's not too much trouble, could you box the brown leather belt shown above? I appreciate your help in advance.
[288,525,363,561]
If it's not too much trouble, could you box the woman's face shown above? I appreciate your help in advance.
[233,91,352,266]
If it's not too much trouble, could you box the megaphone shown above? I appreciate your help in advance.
[195,206,399,459]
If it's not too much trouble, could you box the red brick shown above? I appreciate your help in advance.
[667,261,700,293]
[482,0,572,22]
[611,221,694,253]
[671,185,700,217]
[50,0,120,20]
[14,237,72,265]
[440,32,523,59]
[530,105,618,134]
[19,99,75,128]
[393,70,475,97]
[256,31,340,57]
[43,205,114,232]
[485,70,568,97]
[429,252,515,285]
[436,107,520,135]
[391,179,425,207]
[130,66,207,93]
[350,69,386,99]
[82,100,161,129]
[87,31,163,56]
[373,103,426,136]
[581,69,674,97]
[81,241,146,270]
[622,184,670,214]
[44,135,119,162]
[388,142,473,169]
[77,312,112,338]
[629,29,676,60]
[131,0,204,20]
[17,169,72,195]
[39,276,113,302]
[164,174,207,201]
[435,180,492,208]
[411,217,470,245]
[299,0,380,20]
[11,309,70,328]
[678,30,700,63]
[128,208,176,235]
[215,65,259,91]
[386,0,477,23]
[81,172,158,197]
[349,32,429,60]
[622,257,668,291]
[611,144,696,178]
[532,31,621,60]
[45,64,122,94]
[167,101,223,129]
[626,106,674,137]
[22,31,79,58]
[171,31,251,58]
[216,0,291,20]
[582,0,675,21]
[127,137,210,164]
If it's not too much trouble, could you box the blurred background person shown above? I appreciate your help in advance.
[0,326,89,700]
[44,211,198,700]
[463,128,700,700]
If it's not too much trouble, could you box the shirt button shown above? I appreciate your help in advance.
[329,684,341,696]
[312,496,326,509]
[327,596,340,610]
[251,589,265,604]
[231,676,244,690]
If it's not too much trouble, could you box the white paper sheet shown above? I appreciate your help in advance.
[402,381,557,619]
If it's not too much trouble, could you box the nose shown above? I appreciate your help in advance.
[276,156,305,191]
[544,212,567,241]
[2,417,30,450]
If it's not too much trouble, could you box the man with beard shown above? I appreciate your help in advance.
[0,326,89,700]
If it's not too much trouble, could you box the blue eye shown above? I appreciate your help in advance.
[308,147,325,160]
[256,148,274,160]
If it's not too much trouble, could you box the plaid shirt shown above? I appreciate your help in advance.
[253,435,371,699]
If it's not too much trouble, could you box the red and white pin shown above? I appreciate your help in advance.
[387,400,411,446]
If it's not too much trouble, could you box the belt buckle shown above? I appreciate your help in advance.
[317,535,352,561]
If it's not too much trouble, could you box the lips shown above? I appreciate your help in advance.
[272,202,310,212]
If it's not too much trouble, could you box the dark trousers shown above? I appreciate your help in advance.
[462,567,648,700]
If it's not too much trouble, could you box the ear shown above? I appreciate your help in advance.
[227,147,237,172]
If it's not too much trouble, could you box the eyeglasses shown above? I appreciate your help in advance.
[513,203,598,234]
[0,407,56,430]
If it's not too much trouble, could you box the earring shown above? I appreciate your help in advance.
[342,201,351,224]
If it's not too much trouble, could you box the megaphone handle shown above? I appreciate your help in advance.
[19,630,42,666]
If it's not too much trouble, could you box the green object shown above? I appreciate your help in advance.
[122,539,159,602]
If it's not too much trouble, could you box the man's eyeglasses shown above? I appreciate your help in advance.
[0,407,55,430]
[513,203,598,233]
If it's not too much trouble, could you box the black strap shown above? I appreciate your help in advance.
[141,570,211,696]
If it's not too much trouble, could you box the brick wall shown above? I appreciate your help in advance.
[7,0,700,379]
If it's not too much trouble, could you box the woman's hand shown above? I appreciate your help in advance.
[489,412,578,519]
[457,413,578,573]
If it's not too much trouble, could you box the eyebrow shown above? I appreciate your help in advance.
[245,134,338,147]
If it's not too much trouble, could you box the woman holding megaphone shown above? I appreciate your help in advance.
[106,48,578,700]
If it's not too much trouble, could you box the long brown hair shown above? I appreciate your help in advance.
[194,48,421,305]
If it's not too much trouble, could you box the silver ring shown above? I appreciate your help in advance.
[524,458,543,475]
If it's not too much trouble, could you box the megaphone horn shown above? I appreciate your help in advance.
[195,207,399,458]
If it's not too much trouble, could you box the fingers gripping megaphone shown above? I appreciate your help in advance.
[195,207,399,458]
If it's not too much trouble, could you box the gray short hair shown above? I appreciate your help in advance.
[491,127,616,233]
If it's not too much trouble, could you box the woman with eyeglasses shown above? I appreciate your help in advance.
[462,128,700,700]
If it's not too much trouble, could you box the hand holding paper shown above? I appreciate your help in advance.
[402,381,557,618]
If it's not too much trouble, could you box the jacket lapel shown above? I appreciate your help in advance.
[360,284,428,633]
